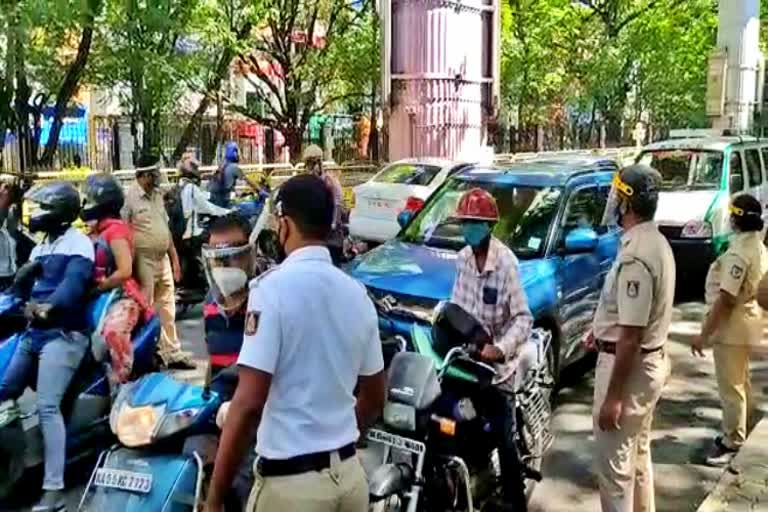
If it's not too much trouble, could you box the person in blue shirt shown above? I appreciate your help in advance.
[208,142,263,208]
[0,182,94,512]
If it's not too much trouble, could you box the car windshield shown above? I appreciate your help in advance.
[636,149,723,191]
[400,179,562,258]
[374,163,443,186]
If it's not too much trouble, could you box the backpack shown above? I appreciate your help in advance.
[164,183,187,242]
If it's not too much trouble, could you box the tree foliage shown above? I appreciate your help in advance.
[229,0,376,160]
[501,0,718,143]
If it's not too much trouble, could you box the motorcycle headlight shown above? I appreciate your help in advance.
[113,403,165,447]
[681,220,712,239]
[155,407,202,439]
[384,401,416,432]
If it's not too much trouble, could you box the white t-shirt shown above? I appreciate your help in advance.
[238,245,384,459]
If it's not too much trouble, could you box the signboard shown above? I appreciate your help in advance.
[706,50,727,117]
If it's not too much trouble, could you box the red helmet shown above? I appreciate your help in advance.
[455,188,499,222]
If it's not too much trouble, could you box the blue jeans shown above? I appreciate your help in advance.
[0,331,88,490]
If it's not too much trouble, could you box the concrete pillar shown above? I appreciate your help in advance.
[713,0,761,132]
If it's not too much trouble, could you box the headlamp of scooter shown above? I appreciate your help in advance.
[109,383,163,447]
[112,403,164,448]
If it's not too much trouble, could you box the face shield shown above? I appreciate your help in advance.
[601,172,634,227]
[202,243,256,313]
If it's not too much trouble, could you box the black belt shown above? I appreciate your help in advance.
[597,340,663,355]
[256,443,356,477]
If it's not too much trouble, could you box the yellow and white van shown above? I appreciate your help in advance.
[636,135,768,284]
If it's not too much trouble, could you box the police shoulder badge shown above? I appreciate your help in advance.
[626,280,640,298]
[730,265,744,280]
[244,311,260,336]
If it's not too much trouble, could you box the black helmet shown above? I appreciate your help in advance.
[179,157,201,180]
[25,181,81,233]
[82,174,124,222]
[606,164,662,223]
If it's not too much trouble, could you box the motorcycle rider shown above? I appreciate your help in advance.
[203,213,271,377]
[0,182,94,512]
[178,156,231,291]
[82,174,152,384]
[208,142,264,208]
[449,187,533,511]
[302,144,346,264]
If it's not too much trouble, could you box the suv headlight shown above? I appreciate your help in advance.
[681,220,712,239]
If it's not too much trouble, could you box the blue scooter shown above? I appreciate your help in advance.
[77,370,232,511]
[0,288,161,498]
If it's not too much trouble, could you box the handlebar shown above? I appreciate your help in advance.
[438,345,497,380]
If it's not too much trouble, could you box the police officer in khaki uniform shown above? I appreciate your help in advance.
[589,164,675,512]
[692,193,768,466]
[122,155,195,369]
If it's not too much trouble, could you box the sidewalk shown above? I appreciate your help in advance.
[697,417,768,512]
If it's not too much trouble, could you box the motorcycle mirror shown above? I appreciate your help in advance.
[256,229,281,261]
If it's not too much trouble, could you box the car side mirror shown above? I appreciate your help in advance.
[397,210,414,229]
[730,173,745,192]
[563,227,599,254]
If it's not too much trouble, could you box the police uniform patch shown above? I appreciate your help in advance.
[730,265,744,280]
[627,280,640,298]
[244,311,260,336]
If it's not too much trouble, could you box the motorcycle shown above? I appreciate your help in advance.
[0,288,162,499]
[76,367,240,512]
[365,323,554,512]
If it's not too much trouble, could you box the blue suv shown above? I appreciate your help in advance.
[348,156,621,376]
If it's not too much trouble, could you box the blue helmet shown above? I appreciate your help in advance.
[225,142,239,163]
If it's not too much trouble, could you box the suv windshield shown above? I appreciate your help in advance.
[400,179,562,258]
[374,163,443,186]
[636,149,723,191]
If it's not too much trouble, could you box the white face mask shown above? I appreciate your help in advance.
[211,267,248,297]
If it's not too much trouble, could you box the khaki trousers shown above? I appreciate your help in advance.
[713,344,753,449]
[134,251,180,360]
[593,350,669,512]
[246,453,368,512]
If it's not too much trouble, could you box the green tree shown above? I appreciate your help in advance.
[229,0,375,160]
[1,0,101,170]
[92,0,207,161]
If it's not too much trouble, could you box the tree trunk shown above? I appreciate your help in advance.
[284,126,303,163]
[171,22,252,162]
[39,23,94,166]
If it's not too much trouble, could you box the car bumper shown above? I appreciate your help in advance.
[349,213,400,243]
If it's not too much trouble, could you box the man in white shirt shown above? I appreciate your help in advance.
[205,174,385,512]
[179,157,231,240]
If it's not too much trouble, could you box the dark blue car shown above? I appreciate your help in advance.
[348,156,622,377]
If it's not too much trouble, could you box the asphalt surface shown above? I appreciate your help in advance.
[4,302,767,511]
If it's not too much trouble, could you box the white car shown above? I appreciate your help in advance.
[349,159,470,243]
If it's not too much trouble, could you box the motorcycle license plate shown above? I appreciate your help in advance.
[93,468,152,494]
[367,429,426,455]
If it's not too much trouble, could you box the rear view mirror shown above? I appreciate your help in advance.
[563,227,599,254]
[397,210,413,228]
[256,229,281,261]
[730,173,745,192]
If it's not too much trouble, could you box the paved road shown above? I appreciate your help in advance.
[5,302,768,511]
[530,302,768,512]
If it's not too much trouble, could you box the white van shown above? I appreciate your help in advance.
[636,135,768,285]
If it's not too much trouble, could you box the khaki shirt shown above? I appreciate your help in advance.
[593,221,676,350]
[122,183,171,255]
[705,231,768,345]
